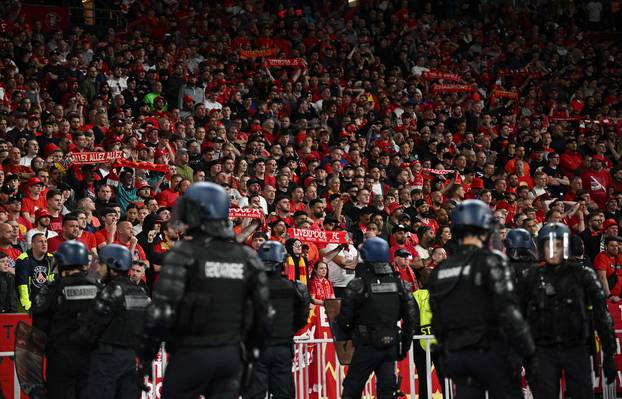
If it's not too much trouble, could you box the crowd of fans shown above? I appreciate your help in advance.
[1,0,622,312]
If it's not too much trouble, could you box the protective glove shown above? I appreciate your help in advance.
[603,356,618,385]
[524,356,539,389]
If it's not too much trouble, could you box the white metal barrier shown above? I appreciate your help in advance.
[2,334,620,399]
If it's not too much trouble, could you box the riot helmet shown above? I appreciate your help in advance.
[99,244,133,272]
[55,240,89,270]
[537,223,571,264]
[257,240,287,272]
[361,237,392,275]
[172,182,233,238]
[450,199,494,240]
[504,228,536,261]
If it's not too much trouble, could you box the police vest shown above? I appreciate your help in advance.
[99,277,150,348]
[413,289,437,350]
[268,275,297,346]
[48,273,99,347]
[355,274,401,347]
[430,247,498,351]
[526,263,590,347]
[174,238,250,347]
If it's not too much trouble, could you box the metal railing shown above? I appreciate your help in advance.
[1,334,620,399]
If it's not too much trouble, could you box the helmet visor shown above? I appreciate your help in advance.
[542,230,570,263]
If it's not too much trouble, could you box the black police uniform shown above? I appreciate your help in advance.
[31,271,100,399]
[428,245,535,398]
[77,274,150,399]
[521,260,617,398]
[139,236,273,399]
[338,264,417,399]
[244,272,310,399]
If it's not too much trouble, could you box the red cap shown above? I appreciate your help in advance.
[603,219,618,230]
[154,149,166,159]
[44,143,62,157]
[470,177,484,189]
[35,208,51,220]
[183,95,194,104]
[303,176,315,187]
[136,180,151,190]
[27,177,44,186]
[593,154,608,163]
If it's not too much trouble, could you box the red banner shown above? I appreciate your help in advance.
[0,313,30,399]
[265,58,304,67]
[71,151,123,164]
[287,228,348,244]
[240,48,278,59]
[422,71,462,82]
[431,84,476,94]
[21,5,69,32]
[228,208,263,219]
[113,159,171,179]
[422,168,455,176]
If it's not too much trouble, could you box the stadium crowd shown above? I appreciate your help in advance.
[1,0,622,312]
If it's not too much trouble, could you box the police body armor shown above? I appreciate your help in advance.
[525,261,592,348]
[429,246,502,351]
[99,276,150,348]
[353,273,402,348]
[32,272,100,348]
[172,238,254,347]
[267,274,310,346]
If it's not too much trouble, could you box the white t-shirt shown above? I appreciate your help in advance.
[324,243,358,288]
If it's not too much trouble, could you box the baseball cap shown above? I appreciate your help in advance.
[393,224,409,233]
[35,209,51,220]
[27,177,44,186]
[394,249,412,258]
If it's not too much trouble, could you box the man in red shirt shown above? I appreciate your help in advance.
[594,236,622,302]
[45,189,64,233]
[47,215,82,253]
[0,222,21,272]
[95,208,118,249]
[113,221,148,267]
[389,224,419,261]
[559,140,582,176]
[73,209,98,254]
[21,177,47,224]
[393,249,418,292]
[156,174,182,207]
[581,154,612,209]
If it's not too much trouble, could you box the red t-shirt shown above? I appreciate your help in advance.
[95,228,114,247]
[581,168,611,208]
[594,251,622,296]
[156,189,179,208]
[48,213,63,233]
[78,231,97,251]
[21,196,47,219]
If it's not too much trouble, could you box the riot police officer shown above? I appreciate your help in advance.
[31,240,100,399]
[521,223,618,398]
[245,240,310,399]
[338,237,416,399]
[75,243,150,399]
[428,199,536,398]
[504,228,537,285]
[138,182,273,399]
